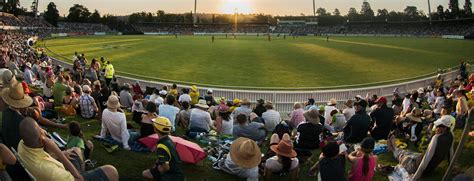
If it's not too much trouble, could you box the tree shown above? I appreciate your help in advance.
[43,2,60,26]
[377,9,389,21]
[404,6,418,17]
[436,5,445,19]
[1,0,19,14]
[157,10,165,22]
[360,1,375,20]
[316,7,329,16]
[347,7,359,20]
[333,8,341,16]
[89,9,101,23]
[465,0,472,16]
[449,0,460,17]
[67,4,91,23]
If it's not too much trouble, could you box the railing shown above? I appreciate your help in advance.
[49,57,466,114]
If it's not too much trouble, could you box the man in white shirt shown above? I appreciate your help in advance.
[96,95,139,150]
[261,102,281,131]
[178,88,191,104]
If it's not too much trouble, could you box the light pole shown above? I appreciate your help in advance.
[194,0,197,24]
[313,0,316,17]
[427,0,432,25]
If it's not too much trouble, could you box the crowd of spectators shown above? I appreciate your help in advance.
[0,14,51,28]
[57,22,112,34]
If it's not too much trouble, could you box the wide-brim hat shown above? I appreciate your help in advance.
[195,99,209,109]
[2,82,33,109]
[106,95,121,109]
[25,62,32,68]
[344,99,353,107]
[327,98,337,106]
[230,137,261,169]
[241,98,251,105]
[303,109,320,125]
[270,140,297,158]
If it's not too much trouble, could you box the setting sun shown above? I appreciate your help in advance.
[218,0,254,14]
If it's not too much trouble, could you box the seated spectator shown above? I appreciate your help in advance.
[395,109,423,142]
[304,98,317,111]
[324,98,338,124]
[188,99,214,134]
[132,81,143,98]
[0,143,16,181]
[97,95,139,150]
[53,75,68,106]
[288,102,305,130]
[79,85,98,119]
[264,140,299,181]
[430,106,455,133]
[189,85,200,105]
[214,103,233,136]
[294,110,323,150]
[66,121,94,160]
[369,97,395,141]
[387,117,454,180]
[230,98,241,112]
[218,137,261,181]
[119,83,134,109]
[348,137,377,181]
[18,118,119,181]
[233,114,266,142]
[141,102,158,137]
[330,109,346,132]
[204,89,216,106]
[343,100,355,121]
[232,98,252,122]
[343,99,370,144]
[261,101,281,132]
[61,87,78,116]
[309,141,346,181]
[169,84,178,98]
[142,117,184,181]
[177,101,191,129]
[159,95,180,132]
[177,88,191,104]
[253,99,267,117]
[23,62,34,85]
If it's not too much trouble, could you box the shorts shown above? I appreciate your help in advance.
[70,154,108,181]
[393,148,422,174]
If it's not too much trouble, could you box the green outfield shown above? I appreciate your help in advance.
[43,35,474,88]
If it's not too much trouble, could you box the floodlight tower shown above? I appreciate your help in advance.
[313,0,316,16]
[193,0,198,24]
[427,0,432,25]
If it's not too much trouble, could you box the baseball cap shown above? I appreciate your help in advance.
[374,97,387,104]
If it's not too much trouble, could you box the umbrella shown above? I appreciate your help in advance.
[139,134,207,164]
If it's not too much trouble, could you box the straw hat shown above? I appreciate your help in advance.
[270,140,297,158]
[230,137,261,169]
[241,98,251,105]
[327,98,337,106]
[303,109,320,125]
[106,95,121,109]
[195,99,209,109]
[2,82,33,109]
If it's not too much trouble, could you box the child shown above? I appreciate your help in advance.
[66,121,94,160]
[348,137,377,181]
[309,141,346,181]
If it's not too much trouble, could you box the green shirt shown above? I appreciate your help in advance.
[153,135,184,181]
[66,136,85,150]
[53,82,67,106]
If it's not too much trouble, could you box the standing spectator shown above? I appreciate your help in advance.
[97,95,139,150]
[104,61,114,86]
[369,97,395,141]
[455,88,468,128]
[261,101,281,132]
[288,102,305,130]
[348,137,377,181]
[142,117,184,181]
[343,100,355,121]
[232,98,252,122]
[204,89,216,106]
[159,95,180,132]
[343,99,371,144]
[119,83,134,109]
[218,137,261,180]
[253,99,267,117]
[294,109,323,150]
[324,99,338,124]
[169,84,179,98]
[189,85,200,105]
[264,140,299,181]
[79,85,98,119]
[188,99,213,133]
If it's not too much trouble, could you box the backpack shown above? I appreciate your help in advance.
[272,121,290,139]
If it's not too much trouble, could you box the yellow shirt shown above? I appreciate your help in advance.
[18,140,74,181]
[105,64,114,79]
[169,88,178,98]
[190,91,200,105]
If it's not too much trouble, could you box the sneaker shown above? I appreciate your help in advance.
[212,161,220,170]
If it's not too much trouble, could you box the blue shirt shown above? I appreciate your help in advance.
[159,104,180,131]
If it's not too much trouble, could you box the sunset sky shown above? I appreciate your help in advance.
[21,0,453,16]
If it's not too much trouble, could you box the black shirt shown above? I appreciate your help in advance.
[423,132,453,175]
[2,107,25,149]
[343,110,371,144]
[319,154,346,181]
[370,105,395,140]
[295,122,323,149]
[253,105,267,117]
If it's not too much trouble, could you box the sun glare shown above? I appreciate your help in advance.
[219,0,254,14]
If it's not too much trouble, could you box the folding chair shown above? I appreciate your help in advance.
[10,147,36,181]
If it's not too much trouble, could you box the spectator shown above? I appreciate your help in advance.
[230,98,241,112]
[23,62,34,85]
[294,109,323,150]
[395,109,423,142]
[288,102,305,130]
[61,87,78,116]
[66,121,94,160]
[169,84,179,98]
[330,109,346,132]
[253,99,267,117]
[343,99,370,144]
[261,101,281,132]
[233,114,266,142]
[0,143,16,181]
[392,88,403,115]
[142,117,184,181]
[79,85,98,119]
[309,141,346,181]
[104,61,114,86]
[218,137,261,181]
[119,83,134,109]
[304,98,317,111]
[188,99,214,133]
[432,89,446,118]
[348,137,376,181]
[97,95,139,150]
[189,85,200,105]
[18,118,119,181]
[215,103,233,136]
[369,97,395,141]
[204,89,216,106]
[141,102,158,137]
[159,95,180,131]
[177,101,191,130]
[232,98,252,122]
[324,98,338,124]
[178,88,191,104]
[342,100,355,121]
[264,140,299,181]
[455,88,468,128]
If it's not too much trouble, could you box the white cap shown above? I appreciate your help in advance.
[159,90,167,95]
[82,85,91,92]
[207,89,213,94]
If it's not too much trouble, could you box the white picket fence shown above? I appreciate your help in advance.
[51,58,465,113]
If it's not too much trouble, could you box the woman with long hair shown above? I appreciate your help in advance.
[348,137,377,181]
[264,140,299,181]
[214,102,233,136]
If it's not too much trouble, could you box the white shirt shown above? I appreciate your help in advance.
[189,108,212,131]
[342,107,355,121]
[264,156,299,172]
[261,109,281,131]
[402,98,411,113]
[324,105,337,124]
[178,94,191,103]
[433,96,445,114]
[100,109,130,149]
[220,118,234,135]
